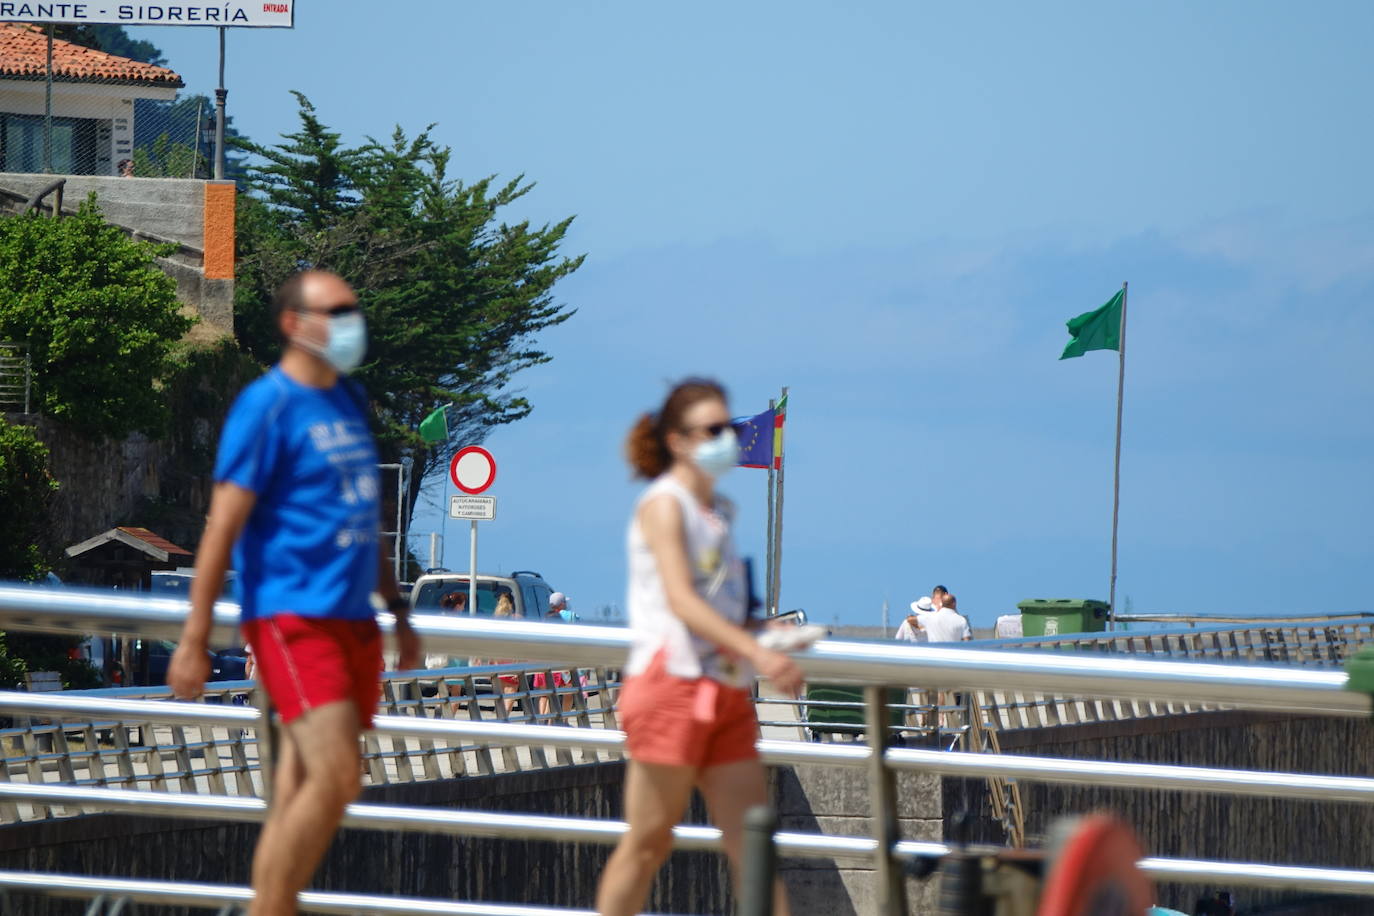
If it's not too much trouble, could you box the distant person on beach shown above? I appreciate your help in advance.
[918,592,972,643]
[595,378,802,916]
[896,596,932,642]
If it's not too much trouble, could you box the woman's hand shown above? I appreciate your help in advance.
[751,645,803,696]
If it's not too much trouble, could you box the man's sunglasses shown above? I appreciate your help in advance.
[297,303,361,317]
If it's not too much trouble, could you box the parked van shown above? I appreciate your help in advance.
[410,570,555,620]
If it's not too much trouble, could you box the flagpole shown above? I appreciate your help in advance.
[1108,281,1128,629]
[764,398,777,616]
[771,386,789,615]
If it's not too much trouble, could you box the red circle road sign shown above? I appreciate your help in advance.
[449,446,497,495]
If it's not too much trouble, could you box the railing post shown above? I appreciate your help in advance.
[253,685,276,803]
[864,685,907,916]
[738,805,778,916]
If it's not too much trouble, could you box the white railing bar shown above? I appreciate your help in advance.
[0,782,886,865]
[1137,857,1374,895]
[0,585,1367,715]
[0,871,617,915]
[8,692,1374,807]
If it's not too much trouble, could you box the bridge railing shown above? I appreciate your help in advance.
[0,584,1373,915]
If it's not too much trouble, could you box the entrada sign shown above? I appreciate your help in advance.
[0,2,294,26]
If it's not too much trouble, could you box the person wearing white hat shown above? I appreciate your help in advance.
[536,592,576,715]
[894,596,933,642]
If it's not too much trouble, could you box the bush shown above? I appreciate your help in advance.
[0,419,57,581]
[0,200,195,440]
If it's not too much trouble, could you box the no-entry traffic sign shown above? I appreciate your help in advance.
[449,446,497,495]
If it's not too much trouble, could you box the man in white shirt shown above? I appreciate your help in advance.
[917,593,972,643]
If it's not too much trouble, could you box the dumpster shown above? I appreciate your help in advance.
[802,684,906,741]
[1016,599,1109,637]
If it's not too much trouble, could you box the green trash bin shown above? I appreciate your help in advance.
[802,684,905,741]
[1017,599,1110,637]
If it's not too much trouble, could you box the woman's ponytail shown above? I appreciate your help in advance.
[625,412,671,479]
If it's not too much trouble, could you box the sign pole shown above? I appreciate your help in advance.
[468,520,478,615]
[214,27,228,180]
[1108,281,1129,630]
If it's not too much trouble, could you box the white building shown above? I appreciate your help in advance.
[0,23,182,175]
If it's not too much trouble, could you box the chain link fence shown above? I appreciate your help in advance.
[0,23,217,179]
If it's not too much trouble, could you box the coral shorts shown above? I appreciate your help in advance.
[619,651,759,769]
[242,614,383,729]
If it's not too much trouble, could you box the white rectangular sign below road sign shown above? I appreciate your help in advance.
[449,495,496,521]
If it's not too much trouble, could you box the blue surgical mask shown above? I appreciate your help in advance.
[320,312,367,374]
[693,427,739,478]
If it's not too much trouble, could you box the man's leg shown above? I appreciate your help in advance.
[249,700,362,916]
[699,758,791,916]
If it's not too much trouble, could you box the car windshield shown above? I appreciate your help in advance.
[412,579,514,616]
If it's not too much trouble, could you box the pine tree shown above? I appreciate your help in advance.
[233,94,583,524]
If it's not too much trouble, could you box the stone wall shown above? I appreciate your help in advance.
[944,710,1374,914]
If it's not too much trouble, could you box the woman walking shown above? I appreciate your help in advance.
[595,379,802,916]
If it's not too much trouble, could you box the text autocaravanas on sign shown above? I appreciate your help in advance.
[0,2,295,27]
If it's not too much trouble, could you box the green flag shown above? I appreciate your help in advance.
[1060,289,1124,360]
[418,406,448,444]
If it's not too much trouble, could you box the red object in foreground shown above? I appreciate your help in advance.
[1036,814,1154,916]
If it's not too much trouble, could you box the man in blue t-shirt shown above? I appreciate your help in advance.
[169,270,420,916]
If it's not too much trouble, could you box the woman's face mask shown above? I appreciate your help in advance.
[692,426,739,479]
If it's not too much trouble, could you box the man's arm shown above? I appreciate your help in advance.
[379,537,421,671]
[168,482,256,699]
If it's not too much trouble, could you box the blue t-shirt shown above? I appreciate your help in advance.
[213,368,380,623]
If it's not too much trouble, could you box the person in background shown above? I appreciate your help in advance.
[117,158,134,177]
[918,592,972,643]
[535,592,575,716]
[895,596,932,642]
[595,378,801,916]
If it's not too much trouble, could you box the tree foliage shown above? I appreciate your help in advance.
[0,202,196,440]
[0,419,57,581]
[233,94,583,512]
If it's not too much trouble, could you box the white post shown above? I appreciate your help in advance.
[468,521,478,615]
[428,532,440,571]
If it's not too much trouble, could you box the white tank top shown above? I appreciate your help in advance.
[625,474,752,686]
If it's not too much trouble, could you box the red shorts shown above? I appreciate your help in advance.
[242,615,383,729]
[531,671,570,689]
[619,651,758,769]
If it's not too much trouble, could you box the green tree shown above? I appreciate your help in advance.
[234,94,583,516]
[0,419,57,581]
[0,201,196,440]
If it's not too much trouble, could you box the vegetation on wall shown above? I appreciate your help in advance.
[0,201,195,440]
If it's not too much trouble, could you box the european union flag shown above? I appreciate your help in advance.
[732,408,775,468]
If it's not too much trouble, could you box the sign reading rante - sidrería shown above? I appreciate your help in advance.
[0,2,295,27]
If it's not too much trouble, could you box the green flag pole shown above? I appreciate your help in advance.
[1108,281,1129,629]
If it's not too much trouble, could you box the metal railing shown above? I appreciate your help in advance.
[0,584,1372,914]
[0,343,31,414]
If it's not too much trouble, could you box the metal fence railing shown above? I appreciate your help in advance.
[1,584,1373,914]
[0,343,30,414]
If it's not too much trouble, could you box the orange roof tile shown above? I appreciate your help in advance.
[116,526,192,557]
[0,23,182,87]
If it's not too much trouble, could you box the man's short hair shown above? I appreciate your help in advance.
[932,584,948,595]
[271,272,313,328]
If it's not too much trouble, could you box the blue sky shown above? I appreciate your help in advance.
[136,1,1374,627]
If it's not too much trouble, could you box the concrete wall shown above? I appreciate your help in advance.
[945,710,1374,914]
[0,172,203,250]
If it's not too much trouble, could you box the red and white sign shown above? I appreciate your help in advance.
[449,446,497,495]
